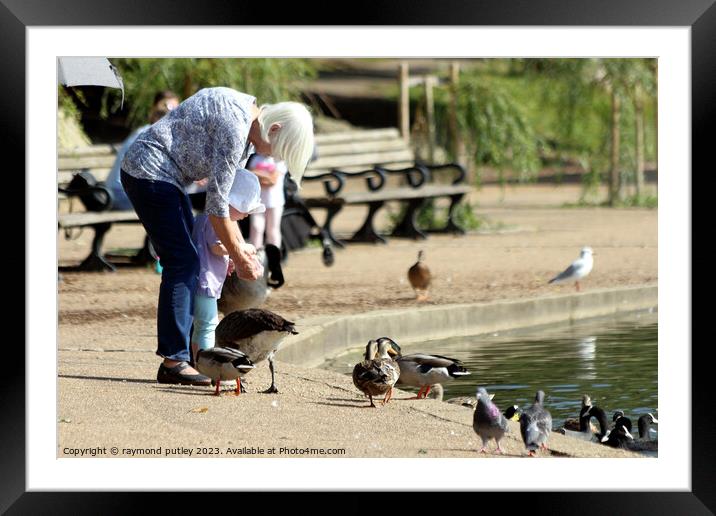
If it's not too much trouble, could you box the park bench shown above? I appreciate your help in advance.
[58,145,155,272]
[301,127,472,246]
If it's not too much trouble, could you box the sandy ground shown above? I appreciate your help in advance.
[57,184,657,459]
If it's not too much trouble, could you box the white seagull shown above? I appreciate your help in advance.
[549,247,594,292]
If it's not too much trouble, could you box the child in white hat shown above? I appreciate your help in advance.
[190,168,265,362]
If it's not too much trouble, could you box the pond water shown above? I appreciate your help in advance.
[320,310,658,429]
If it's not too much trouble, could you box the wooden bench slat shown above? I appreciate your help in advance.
[338,185,472,204]
[312,139,410,157]
[58,169,111,185]
[59,144,118,158]
[307,150,415,171]
[58,211,139,228]
[315,128,401,145]
[59,156,118,170]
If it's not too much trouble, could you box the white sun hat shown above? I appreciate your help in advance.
[228,168,266,215]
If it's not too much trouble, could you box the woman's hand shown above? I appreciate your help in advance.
[234,243,263,280]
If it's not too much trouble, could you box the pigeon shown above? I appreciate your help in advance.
[473,387,510,454]
[215,308,297,393]
[519,390,553,456]
[549,247,594,291]
[408,250,431,301]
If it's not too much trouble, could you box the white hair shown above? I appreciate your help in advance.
[257,102,315,186]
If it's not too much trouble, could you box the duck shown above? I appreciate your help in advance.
[519,390,553,456]
[195,347,255,396]
[549,246,594,292]
[408,250,431,301]
[428,383,479,408]
[601,418,635,448]
[214,308,297,393]
[615,413,659,453]
[612,410,633,433]
[473,387,510,454]
[352,339,401,408]
[217,244,284,314]
[638,412,658,441]
[562,394,599,433]
[392,349,470,399]
[562,403,610,443]
[427,384,520,420]
[503,404,521,421]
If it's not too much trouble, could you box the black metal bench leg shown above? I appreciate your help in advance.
[132,236,158,266]
[391,198,428,240]
[347,201,387,244]
[78,223,116,272]
[323,204,346,249]
[427,193,467,235]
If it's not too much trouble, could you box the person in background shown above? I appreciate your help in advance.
[247,153,287,251]
[105,91,181,210]
[191,169,265,363]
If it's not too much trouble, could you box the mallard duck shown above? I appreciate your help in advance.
[408,250,431,301]
[519,390,553,456]
[352,339,401,408]
[549,247,594,292]
[473,387,510,454]
[215,308,297,393]
[394,349,470,399]
[217,244,284,314]
[195,347,255,396]
[503,404,521,421]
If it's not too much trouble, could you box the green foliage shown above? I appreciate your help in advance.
[387,200,483,232]
[100,58,318,128]
[563,194,657,209]
[58,86,84,122]
[432,72,542,184]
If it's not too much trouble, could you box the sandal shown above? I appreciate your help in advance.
[157,362,211,386]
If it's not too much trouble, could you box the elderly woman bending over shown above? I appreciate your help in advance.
[120,87,314,385]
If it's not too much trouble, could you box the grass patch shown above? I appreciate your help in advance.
[386,200,487,232]
[562,194,657,209]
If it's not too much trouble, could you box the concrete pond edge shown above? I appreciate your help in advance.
[277,284,658,368]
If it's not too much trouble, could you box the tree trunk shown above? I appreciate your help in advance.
[609,88,622,206]
[398,62,410,145]
[424,76,436,164]
[634,89,645,200]
[448,62,464,164]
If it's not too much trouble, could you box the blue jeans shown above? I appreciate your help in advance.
[121,171,198,362]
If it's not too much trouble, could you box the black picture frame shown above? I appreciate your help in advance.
[7,0,708,512]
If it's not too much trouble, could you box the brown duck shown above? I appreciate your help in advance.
[408,250,431,301]
[352,340,401,408]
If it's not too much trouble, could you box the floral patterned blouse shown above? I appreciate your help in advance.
[121,87,256,217]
